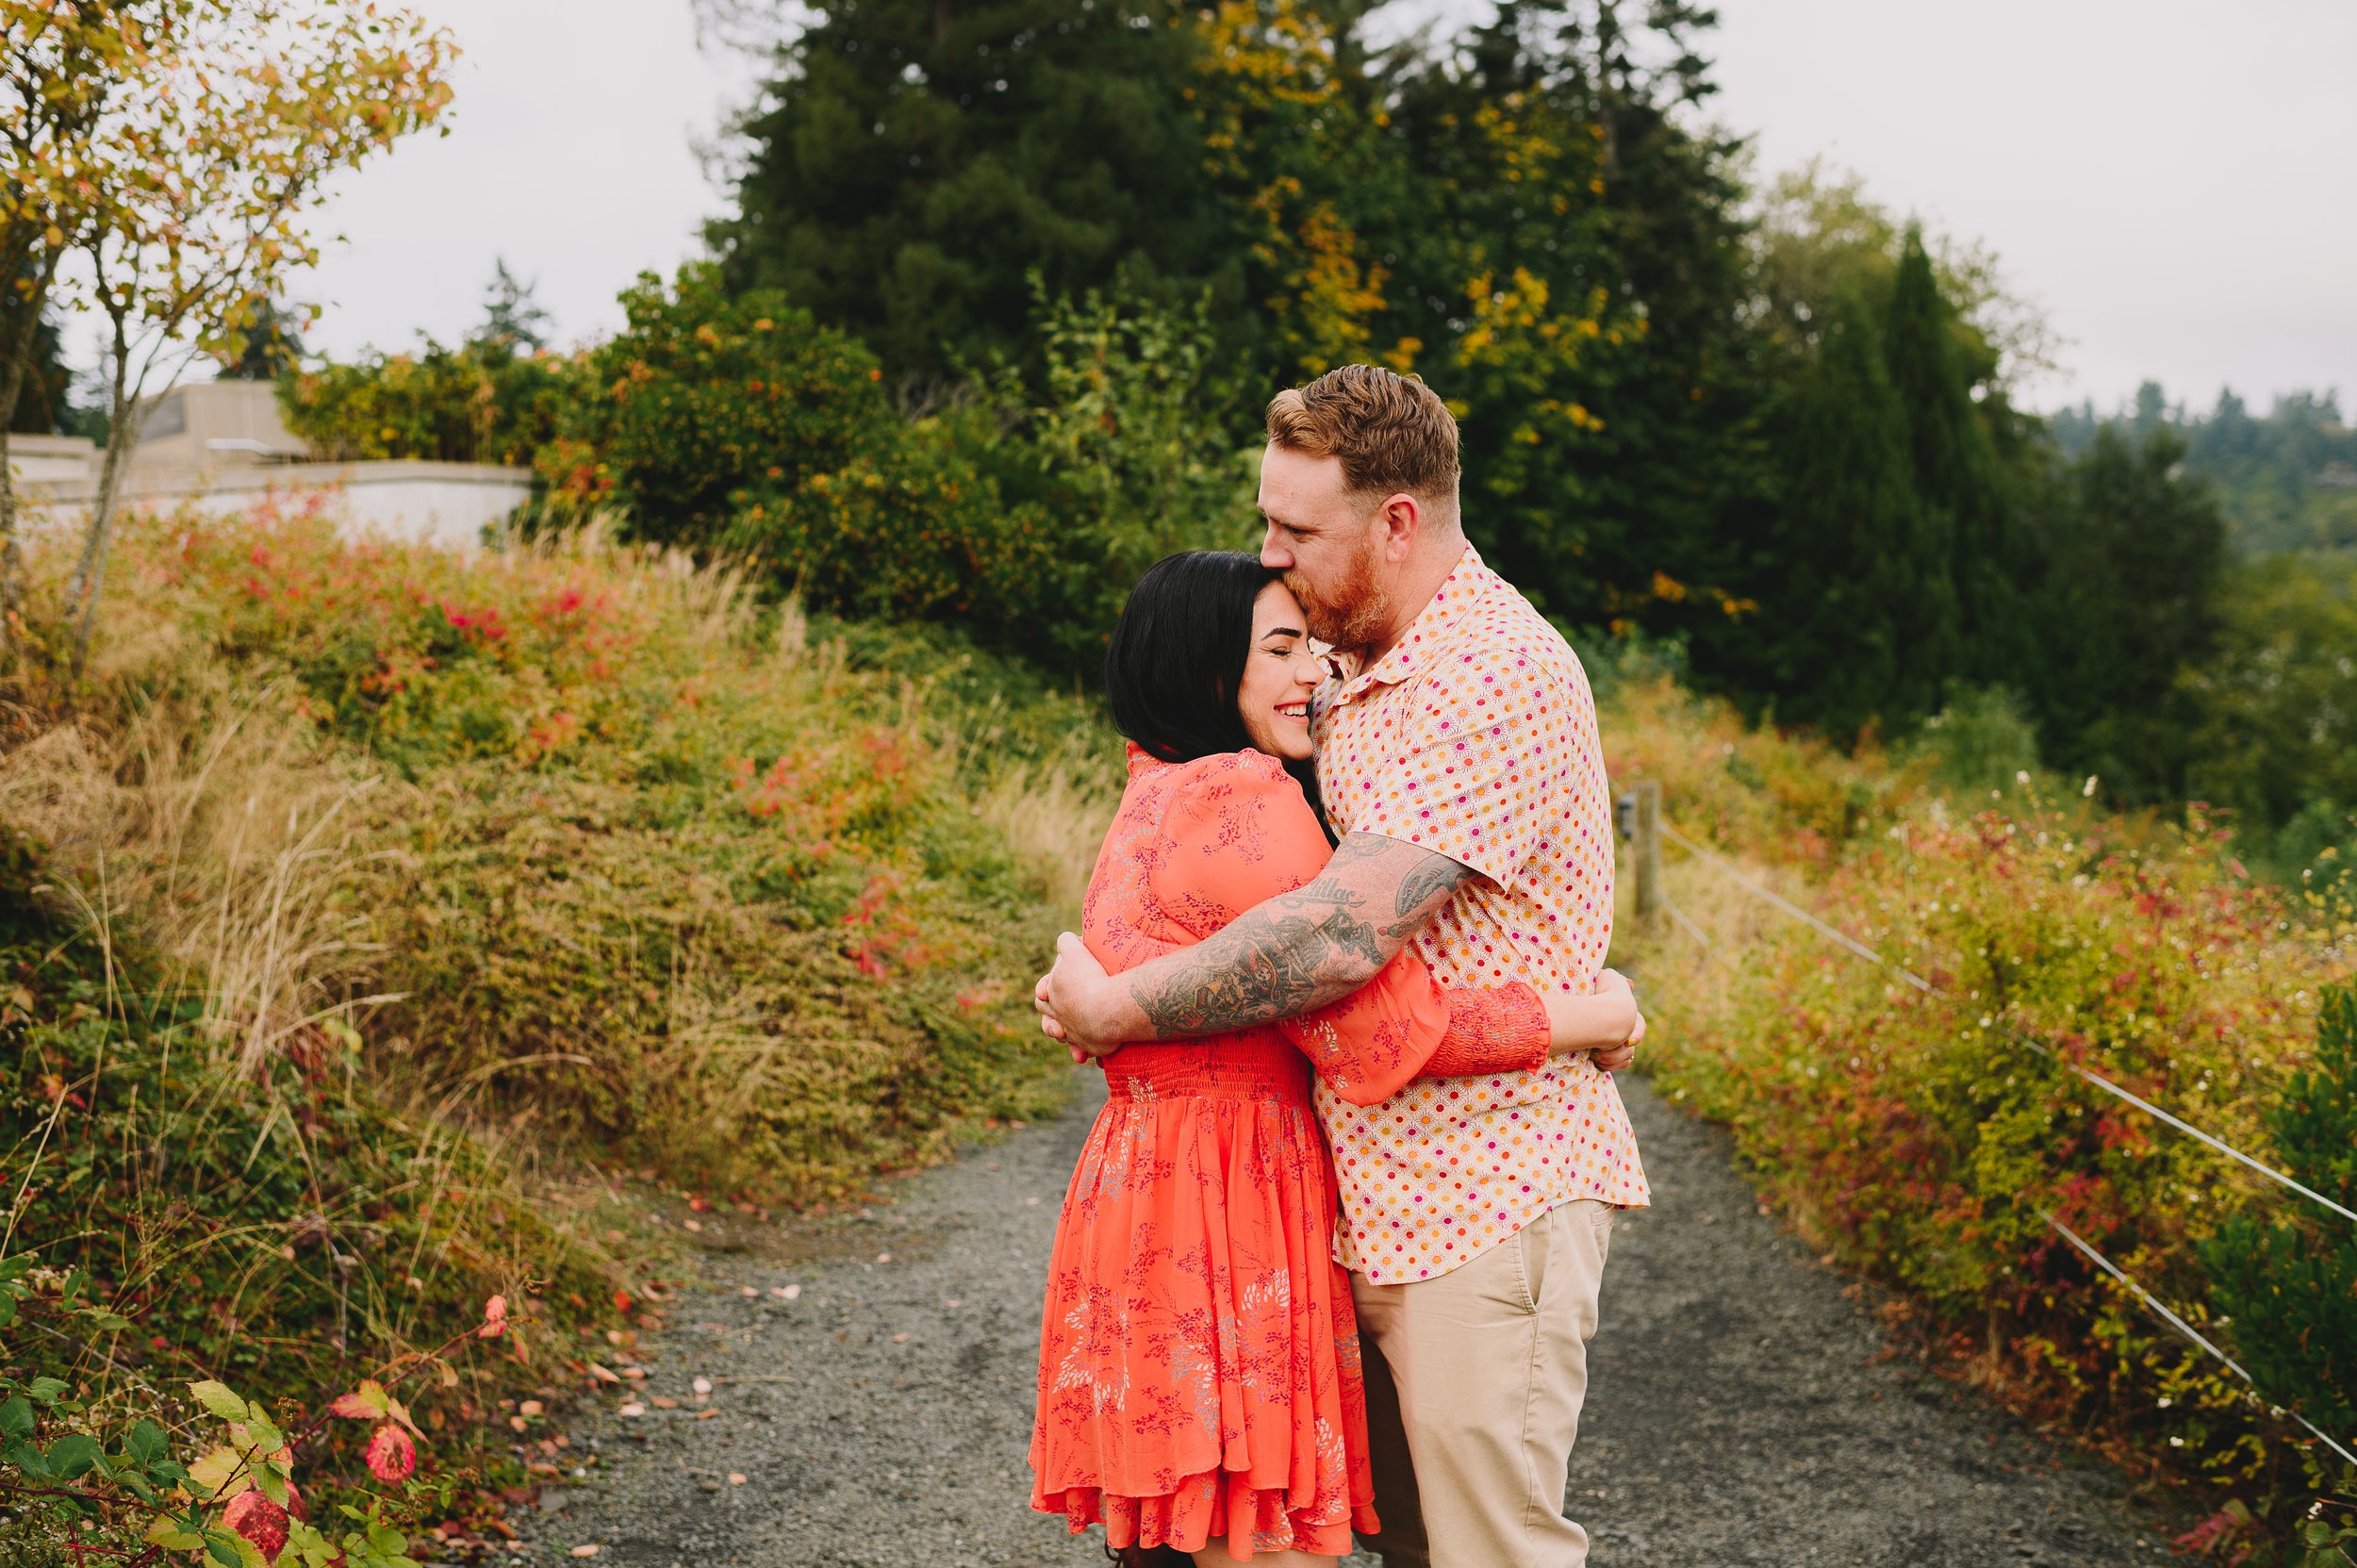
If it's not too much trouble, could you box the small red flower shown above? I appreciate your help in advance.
[224,1490,290,1562]
[365,1424,417,1483]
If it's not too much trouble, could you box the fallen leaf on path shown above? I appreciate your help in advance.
[570,1547,600,1559]
[586,1363,620,1385]
[618,1403,646,1417]
[727,1474,746,1486]
[691,1378,713,1396]
[891,1333,911,1344]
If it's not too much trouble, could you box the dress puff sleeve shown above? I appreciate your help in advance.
[1149,751,1549,1107]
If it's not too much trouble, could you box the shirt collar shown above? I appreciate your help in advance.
[1324,544,1491,704]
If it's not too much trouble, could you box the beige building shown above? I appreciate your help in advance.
[8,380,533,553]
[125,378,311,471]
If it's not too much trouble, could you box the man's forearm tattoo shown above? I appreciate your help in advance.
[1128,838,1475,1038]
[1386,852,1476,939]
[1132,903,1390,1037]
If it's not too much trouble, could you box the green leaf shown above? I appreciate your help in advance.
[190,1380,249,1422]
[26,1377,68,1404]
[119,1470,158,1503]
[146,1513,206,1552]
[45,1432,104,1478]
[0,1395,32,1438]
[205,1532,245,1568]
[0,1292,16,1329]
[187,1444,247,1499]
[255,1461,289,1507]
[8,1436,51,1477]
[0,1253,32,1281]
[126,1417,169,1464]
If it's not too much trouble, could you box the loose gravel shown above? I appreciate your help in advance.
[521,1070,2184,1567]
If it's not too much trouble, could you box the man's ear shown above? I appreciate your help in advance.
[1376,491,1421,562]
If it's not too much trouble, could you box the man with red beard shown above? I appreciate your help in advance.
[1039,365,1649,1568]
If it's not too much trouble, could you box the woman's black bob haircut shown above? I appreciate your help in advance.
[1105,551,1281,764]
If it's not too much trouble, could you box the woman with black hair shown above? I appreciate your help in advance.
[1028,553,1642,1567]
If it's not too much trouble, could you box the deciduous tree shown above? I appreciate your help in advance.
[49,0,455,671]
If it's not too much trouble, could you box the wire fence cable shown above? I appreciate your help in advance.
[2042,1211,2357,1470]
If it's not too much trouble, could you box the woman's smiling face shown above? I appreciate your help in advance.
[1238,580,1324,762]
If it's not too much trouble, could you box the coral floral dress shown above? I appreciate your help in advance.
[1030,747,1550,1559]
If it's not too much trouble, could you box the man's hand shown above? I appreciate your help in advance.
[1538,967,1645,1067]
[1034,933,1125,1060]
[1594,1007,1644,1073]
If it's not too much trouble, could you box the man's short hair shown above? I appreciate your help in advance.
[1265,365,1460,502]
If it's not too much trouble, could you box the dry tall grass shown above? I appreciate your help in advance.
[0,677,397,1078]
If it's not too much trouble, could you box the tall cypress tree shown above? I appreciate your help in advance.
[1882,227,2021,690]
[715,1,1242,385]
[1755,282,1944,742]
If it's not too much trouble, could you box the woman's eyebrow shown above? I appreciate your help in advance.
[1261,624,1306,641]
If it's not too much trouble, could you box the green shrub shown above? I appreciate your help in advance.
[280,336,590,468]
[555,263,895,545]
[2199,985,2357,1477]
[0,814,602,1529]
[42,498,1080,1198]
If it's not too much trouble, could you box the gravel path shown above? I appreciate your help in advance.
[522,1070,2184,1568]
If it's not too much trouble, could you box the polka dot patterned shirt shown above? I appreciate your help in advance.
[1310,546,1650,1285]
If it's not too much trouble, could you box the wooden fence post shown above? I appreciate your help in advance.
[1632,779,1662,929]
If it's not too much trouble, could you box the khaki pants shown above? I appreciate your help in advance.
[1351,1199,1615,1568]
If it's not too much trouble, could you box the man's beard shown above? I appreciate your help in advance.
[1285,537,1392,654]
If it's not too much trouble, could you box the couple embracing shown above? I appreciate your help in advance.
[1028,366,1652,1568]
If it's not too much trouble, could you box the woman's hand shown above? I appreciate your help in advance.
[1539,968,1644,1070]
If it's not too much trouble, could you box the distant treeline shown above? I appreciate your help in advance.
[2053,383,2357,556]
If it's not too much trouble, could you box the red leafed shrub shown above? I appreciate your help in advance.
[1606,673,2357,1543]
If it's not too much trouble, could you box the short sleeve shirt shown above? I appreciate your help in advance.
[1310,546,1650,1285]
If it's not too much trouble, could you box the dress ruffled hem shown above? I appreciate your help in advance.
[1034,1472,1377,1560]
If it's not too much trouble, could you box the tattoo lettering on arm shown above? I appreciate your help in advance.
[1128,834,1479,1038]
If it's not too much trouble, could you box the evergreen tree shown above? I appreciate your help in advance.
[218,298,305,380]
[1372,0,1769,633]
[1748,282,1943,742]
[481,258,552,352]
[2024,424,2226,801]
[3,278,73,435]
[715,0,1245,386]
[1881,226,2010,688]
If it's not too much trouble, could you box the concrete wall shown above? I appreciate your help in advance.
[24,459,536,553]
[4,435,101,485]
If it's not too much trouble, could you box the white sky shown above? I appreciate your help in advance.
[139,0,2355,419]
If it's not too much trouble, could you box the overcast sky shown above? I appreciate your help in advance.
[246,0,2354,417]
